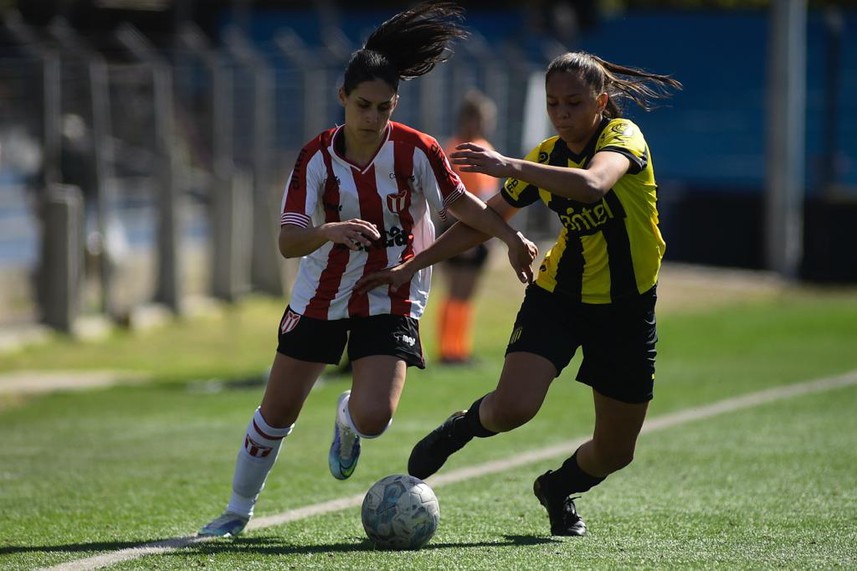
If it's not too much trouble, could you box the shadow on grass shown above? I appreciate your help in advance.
[0,533,560,562]
[0,538,185,555]
[181,533,559,556]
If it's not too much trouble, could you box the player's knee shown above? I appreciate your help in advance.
[349,406,393,437]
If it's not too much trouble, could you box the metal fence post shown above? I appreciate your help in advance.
[42,184,84,333]
[224,26,284,297]
[48,18,119,318]
[116,24,183,313]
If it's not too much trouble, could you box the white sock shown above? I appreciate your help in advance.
[226,408,292,518]
[338,393,390,440]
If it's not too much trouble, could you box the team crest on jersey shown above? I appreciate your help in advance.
[610,122,635,137]
[280,309,301,334]
[386,191,408,213]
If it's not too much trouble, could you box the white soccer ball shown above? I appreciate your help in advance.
[361,474,440,550]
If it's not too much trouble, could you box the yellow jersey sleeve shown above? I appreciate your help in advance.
[500,140,553,207]
[596,119,648,175]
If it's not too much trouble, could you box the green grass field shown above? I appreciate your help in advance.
[1,265,856,570]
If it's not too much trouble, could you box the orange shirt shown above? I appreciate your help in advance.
[445,137,498,201]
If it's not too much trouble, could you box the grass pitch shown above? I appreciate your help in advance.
[0,264,855,570]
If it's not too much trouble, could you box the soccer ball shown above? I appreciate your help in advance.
[361,474,440,550]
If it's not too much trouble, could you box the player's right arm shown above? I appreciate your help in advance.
[354,193,527,293]
[278,137,380,259]
[279,220,381,258]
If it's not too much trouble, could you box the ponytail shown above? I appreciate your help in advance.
[342,2,468,94]
[547,52,682,118]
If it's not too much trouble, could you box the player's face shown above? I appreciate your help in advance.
[545,71,607,152]
[339,79,399,146]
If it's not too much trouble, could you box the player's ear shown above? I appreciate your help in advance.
[596,92,608,114]
[338,87,347,107]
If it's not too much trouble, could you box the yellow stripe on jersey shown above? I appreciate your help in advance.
[502,117,665,304]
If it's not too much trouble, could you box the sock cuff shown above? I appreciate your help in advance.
[465,396,497,438]
[566,450,606,493]
[340,394,390,439]
[252,408,293,441]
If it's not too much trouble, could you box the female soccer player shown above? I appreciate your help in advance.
[438,89,500,364]
[198,2,537,538]
[356,51,682,536]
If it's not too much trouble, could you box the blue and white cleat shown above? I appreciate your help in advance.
[198,511,250,537]
[328,390,361,480]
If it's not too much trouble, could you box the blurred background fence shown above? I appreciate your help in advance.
[0,0,855,335]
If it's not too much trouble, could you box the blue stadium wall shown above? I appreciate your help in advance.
[220,6,856,282]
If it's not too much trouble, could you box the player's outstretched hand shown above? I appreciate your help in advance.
[323,219,381,251]
[450,142,514,178]
[507,232,539,284]
[355,263,415,294]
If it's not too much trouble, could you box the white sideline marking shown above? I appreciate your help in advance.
[41,370,857,571]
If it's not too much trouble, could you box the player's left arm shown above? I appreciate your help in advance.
[453,142,629,204]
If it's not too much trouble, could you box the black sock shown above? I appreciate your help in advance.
[545,450,605,500]
[451,396,497,441]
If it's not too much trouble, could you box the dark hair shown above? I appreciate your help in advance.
[546,51,683,118]
[342,2,468,95]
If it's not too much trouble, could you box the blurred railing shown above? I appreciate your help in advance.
[0,14,544,333]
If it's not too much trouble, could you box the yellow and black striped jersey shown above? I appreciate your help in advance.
[501,117,665,304]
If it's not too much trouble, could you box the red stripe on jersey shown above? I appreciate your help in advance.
[392,123,463,201]
[389,141,416,315]
[304,144,348,319]
[348,165,384,317]
[282,134,326,220]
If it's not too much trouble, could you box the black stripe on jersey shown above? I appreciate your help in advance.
[600,145,647,174]
[553,228,584,300]
[601,191,638,300]
[547,137,585,299]
[548,137,574,166]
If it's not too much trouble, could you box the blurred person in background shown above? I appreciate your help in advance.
[358,50,681,537]
[198,2,537,538]
[437,89,499,365]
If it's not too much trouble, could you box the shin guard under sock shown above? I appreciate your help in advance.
[227,408,292,518]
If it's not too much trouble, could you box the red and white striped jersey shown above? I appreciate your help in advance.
[280,121,465,320]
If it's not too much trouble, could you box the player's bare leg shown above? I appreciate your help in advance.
[329,355,406,479]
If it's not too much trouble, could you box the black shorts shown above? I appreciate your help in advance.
[445,243,490,269]
[506,284,657,403]
[438,219,491,269]
[276,307,425,369]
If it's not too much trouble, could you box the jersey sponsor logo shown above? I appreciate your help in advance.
[280,309,301,334]
[538,151,549,163]
[388,171,416,183]
[559,199,618,235]
[356,226,411,252]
